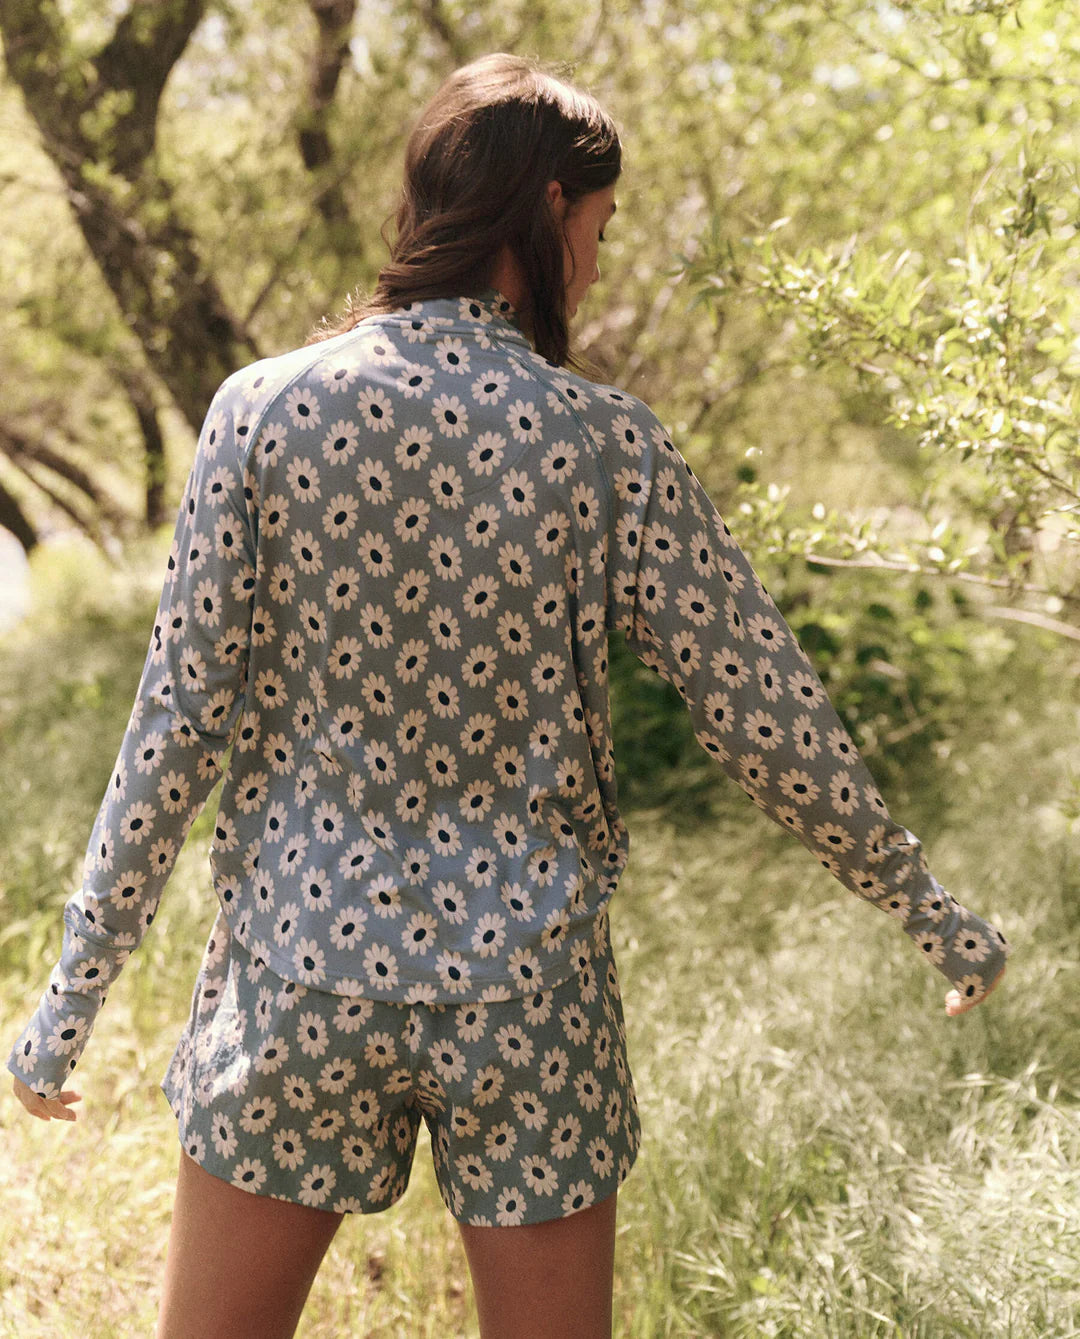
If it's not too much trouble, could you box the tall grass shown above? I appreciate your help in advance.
[2,538,1078,1337]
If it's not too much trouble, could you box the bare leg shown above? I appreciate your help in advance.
[155,1148,344,1339]
[457,1188,618,1339]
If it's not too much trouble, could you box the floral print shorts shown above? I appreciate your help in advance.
[160,907,641,1226]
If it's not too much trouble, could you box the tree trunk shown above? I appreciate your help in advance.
[0,0,260,435]
[114,366,169,527]
[0,475,38,554]
[299,0,360,232]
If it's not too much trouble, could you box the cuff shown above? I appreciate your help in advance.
[5,971,102,1099]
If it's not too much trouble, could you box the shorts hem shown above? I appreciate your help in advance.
[446,1141,640,1228]
[160,1077,415,1217]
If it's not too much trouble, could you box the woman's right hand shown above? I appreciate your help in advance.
[11,1073,82,1121]
[945,962,1006,1017]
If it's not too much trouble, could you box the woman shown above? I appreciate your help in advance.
[9,51,1008,1339]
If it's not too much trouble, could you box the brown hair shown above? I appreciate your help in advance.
[307,52,621,373]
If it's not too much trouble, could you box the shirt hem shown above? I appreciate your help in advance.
[223,904,612,1005]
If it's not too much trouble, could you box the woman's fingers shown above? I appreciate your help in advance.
[55,1089,82,1117]
[945,962,1006,1017]
[11,1074,82,1121]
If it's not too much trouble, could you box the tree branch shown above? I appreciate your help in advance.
[298,0,359,228]
[112,363,168,527]
[14,460,104,537]
[0,470,38,553]
[0,0,260,433]
[798,550,1080,604]
[0,0,87,137]
[984,604,1080,642]
[2,426,125,526]
[0,427,112,543]
[93,0,207,178]
[418,0,468,64]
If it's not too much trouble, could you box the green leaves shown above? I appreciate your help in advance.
[690,137,1080,632]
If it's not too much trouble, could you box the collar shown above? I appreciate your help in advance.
[379,286,536,353]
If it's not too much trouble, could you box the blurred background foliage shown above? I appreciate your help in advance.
[3,0,1079,804]
[4,4,1080,1334]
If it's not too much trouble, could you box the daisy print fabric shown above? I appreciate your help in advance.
[7,285,1010,1100]
[161,905,640,1225]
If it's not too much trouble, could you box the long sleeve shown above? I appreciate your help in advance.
[595,389,1010,1001]
[6,376,256,1099]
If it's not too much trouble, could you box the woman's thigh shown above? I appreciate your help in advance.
[155,1147,344,1339]
[457,1186,618,1339]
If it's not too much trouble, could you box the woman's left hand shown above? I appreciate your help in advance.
[11,1073,82,1121]
[945,962,1006,1017]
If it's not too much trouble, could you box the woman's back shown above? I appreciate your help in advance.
[43,279,1008,1036]
[191,286,640,1001]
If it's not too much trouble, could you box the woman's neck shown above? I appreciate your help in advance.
[486,243,529,315]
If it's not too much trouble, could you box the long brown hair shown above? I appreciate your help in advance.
[307,52,622,373]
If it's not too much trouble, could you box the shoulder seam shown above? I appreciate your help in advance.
[225,340,361,479]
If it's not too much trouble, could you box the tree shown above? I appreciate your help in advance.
[679,3,1080,644]
[2,0,1076,764]
[0,0,259,432]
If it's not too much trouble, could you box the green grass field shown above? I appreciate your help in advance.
[2,541,1078,1338]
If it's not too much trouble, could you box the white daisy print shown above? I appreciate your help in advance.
[432,393,469,437]
[357,386,394,432]
[829,771,860,815]
[322,419,359,464]
[917,892,949,924]
[473,369,509,404]
[329,905,366,958]
[914,930,946,966]
[356,331,399,365]
[561,1181,595,1216]
[485,1121,518,1163]
[757,657,783,702]
[395,425,434,469]
[743,709,784,750]
[435,950,473,994]
[495,1186,527,1226]
[435,336,471,374]
[464,501,500,548]
[398,362,434,399]
[292,938,327,986]
[506,400,542,444]
[358,457,394,504]
[430,462,466,509]
[520,1155,558,1196]
[468,431,507,476]
[285,386,321,430]
[298,1164,336,1207]
[954,927,991,962]
[778,769,821,806]
[792,714,821,760]
[9,288,1009,1116]
[813,822,856,855]
[319,360,360,393]
[362,943,399,991]
[501,468,536,516]
[510,1091,548,1131]
[787,669,824,707]
[952,973,987,1003]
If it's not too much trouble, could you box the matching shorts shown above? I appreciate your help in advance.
[159,907,641,1226]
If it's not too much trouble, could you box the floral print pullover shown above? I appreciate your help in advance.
[7,287,1011,1099]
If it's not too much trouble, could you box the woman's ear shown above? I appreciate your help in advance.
[546,179,566,218]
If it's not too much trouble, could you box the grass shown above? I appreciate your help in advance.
[2,537,1079,1337]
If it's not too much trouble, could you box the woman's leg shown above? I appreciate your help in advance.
[155,1147,345,1339]
[456,1187,618,1339]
